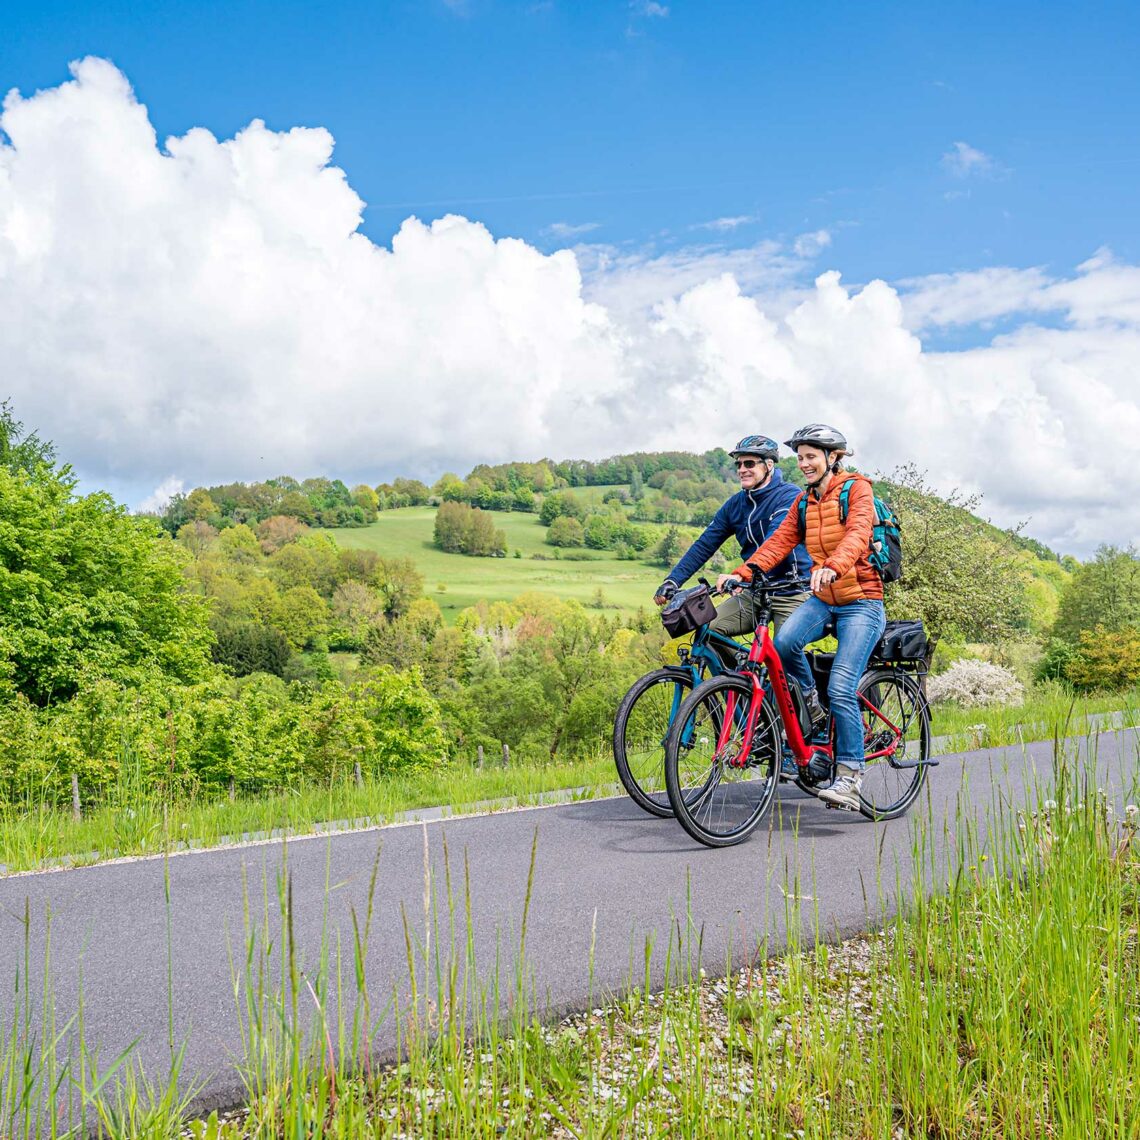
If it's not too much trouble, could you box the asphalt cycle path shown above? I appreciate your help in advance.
[1,729,1137,1118]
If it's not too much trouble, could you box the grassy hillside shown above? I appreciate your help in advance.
[325,507,679,621]
[322,469,1071,633]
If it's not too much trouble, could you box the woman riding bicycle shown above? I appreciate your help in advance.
[721,424,886,811]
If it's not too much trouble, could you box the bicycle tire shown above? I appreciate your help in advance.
[664,674,781,847]
[855,667,931,821]
[613,668,696,817]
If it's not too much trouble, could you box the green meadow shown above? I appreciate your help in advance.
[324,502,682,620]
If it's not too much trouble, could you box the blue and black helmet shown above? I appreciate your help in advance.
[730,434,780,461]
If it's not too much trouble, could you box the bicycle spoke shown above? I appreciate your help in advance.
[614,669,699,818]
[856,669,930,820]
[664,676,781,847]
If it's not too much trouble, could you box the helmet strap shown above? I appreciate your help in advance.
[807,452,835,492]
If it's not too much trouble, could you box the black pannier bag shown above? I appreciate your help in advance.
[660,584,718,637]
[872,619,928,663]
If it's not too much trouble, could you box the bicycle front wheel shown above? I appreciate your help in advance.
[856,668,931,821]
[664,674,781,848]
[613,668,695,817]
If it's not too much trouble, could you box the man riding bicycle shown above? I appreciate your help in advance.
[654,434,811,646]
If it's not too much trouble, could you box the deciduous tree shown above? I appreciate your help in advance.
[0,446,214,705]
[1051,546,1140,642]
[882,465,1028,640]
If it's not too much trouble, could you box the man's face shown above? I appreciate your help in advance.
[734,456,769,489]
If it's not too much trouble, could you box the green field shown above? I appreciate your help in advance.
[323,505,690,620]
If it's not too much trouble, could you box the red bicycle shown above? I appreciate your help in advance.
[662,577,933,847]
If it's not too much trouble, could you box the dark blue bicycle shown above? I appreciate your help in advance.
[612,582,748,817]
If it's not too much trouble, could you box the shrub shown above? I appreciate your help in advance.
[433,501,505,556]
[988,634,1044,685]
[547,516,585,547]
[1036,637,1078,683]
[1065,626,1140,692]
[539,491,584,526]
[929,639,981,676]
[927,659,1025,708]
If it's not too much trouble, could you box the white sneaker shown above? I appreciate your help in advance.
[818,770,862,811]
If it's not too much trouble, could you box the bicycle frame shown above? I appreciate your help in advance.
[663,624,748,740]
[713,587,913,772]
[720,613,823,768]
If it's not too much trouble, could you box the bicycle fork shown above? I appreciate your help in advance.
[716,676,765,768]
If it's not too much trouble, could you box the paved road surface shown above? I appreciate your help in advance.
[1,729,1137,1118]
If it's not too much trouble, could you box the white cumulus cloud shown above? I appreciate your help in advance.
[3,59,1140,557]
[136,476,185,515]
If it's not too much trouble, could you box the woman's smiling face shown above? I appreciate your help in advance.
[796,445,829,485]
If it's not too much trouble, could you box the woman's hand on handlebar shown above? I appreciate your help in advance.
[810,566,838,593]
[715,573,744,595]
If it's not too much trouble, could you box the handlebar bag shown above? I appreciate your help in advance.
[660,585,718,637]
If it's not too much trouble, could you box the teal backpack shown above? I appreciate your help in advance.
[797,481,903,583]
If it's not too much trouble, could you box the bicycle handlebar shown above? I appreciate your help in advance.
[738,572,810,595]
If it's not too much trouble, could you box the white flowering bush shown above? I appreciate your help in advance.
[927,658,1025,708]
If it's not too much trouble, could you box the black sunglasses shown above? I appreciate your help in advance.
[734,458,760,469]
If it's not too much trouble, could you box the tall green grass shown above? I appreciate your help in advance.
[931,680,1138,751]
[0,750,617,875]
[5,734,1138,1137]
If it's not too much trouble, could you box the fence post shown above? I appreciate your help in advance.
[354,759,364,789]
[476,744,484,770]
[502,743,510,769]
[71,773,81,823]
[229,777,236,802]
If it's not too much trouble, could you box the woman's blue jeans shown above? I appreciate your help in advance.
[774,595,886,772]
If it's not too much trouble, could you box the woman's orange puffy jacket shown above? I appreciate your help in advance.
[732,472,883,605]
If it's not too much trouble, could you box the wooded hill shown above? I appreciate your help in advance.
[4,400,1137,813]
[154,449,1073,639]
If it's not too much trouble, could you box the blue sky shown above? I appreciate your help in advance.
[5,1,1138,284]
[3,2,1140,553]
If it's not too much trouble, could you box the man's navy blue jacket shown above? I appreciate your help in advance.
[662,469,811,589]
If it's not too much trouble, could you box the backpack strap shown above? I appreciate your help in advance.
[838,475,876,524]
[796,491,808,535]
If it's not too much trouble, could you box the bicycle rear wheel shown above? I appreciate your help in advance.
[664,674,781,847]
[856,668,931,820]
[613,668,695,817]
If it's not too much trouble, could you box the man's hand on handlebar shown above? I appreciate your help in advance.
[653,580,678,607]
[810,566,838,594]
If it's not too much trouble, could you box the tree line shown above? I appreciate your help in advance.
[3,400,1132,816]
[152,450,759,536]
